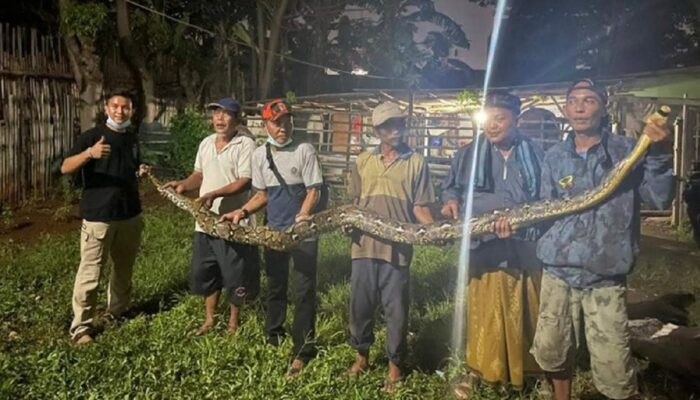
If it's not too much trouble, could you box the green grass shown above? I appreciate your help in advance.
[1,207,698,399]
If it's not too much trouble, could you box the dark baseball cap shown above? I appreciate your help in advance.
[566,79,608,104]
[206,97,241,113]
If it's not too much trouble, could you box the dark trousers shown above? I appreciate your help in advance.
[264,240,318,362]
[349,258,410,366]
[190,233,259,306]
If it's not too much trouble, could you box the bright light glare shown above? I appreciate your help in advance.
[474,110,487,124]
[351,68,368,76]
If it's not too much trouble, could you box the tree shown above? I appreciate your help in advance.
[116,0,156,124]
[470,0,700,86]
[58,0,108,131]
[420,31,475,88]
[284,0,470,94]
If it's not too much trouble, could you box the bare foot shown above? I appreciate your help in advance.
[226,322,238,335]
[193,320,214,336]
[287,358,305,380]
[347,354,370,378]
[227,305,240,335]
[382,361,403,393]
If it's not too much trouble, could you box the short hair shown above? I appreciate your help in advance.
[105,91,134,105]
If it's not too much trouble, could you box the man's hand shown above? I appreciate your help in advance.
[441,200,460,220]
[137,164,151,178]
[161,180,186,194]
[643,119,670,143]
[295,213,312,224]
[220,209,247,225]
[89,136,111,159]
[197,192,218,208]
[492,216,513,239]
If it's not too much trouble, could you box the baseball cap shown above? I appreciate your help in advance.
[372,102,406,127]
[566,79,608,104]
[261,99,292,121]
[206,97,241,113]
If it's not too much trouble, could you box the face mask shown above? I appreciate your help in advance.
[106,116,132,131]
[266,135,293,148]
[265,120,293,147]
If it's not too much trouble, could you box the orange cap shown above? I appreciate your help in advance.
[261,99,292,121]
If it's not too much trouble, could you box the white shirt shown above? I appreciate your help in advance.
[193,133,256,232]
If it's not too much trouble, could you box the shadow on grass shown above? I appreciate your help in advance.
[409,312,453,372]
[317,255,352,290]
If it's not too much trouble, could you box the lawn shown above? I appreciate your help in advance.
[1,203,698,399]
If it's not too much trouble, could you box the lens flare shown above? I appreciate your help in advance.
[451,0,508,361]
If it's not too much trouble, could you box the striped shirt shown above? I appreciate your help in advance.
[349,144,435,266]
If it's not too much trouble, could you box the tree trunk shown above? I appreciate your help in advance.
[259,0,291,99]
[58,0,104,133]
[256,3,266,98]
[116,0,156,126]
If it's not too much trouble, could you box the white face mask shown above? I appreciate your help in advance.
[106,116,132,131]
[266,135,293,148]
[265,119,294,147]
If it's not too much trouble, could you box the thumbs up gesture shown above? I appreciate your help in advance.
[89,136,111,159]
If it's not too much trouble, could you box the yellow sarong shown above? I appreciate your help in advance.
[466,268,541,388]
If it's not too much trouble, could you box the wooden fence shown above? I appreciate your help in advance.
[0,24,78,205]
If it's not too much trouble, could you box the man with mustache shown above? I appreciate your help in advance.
[162,97,260,337]
[529,80,673,400]
[346,102,435,392]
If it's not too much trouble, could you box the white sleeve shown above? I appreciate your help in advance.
[251,147,266,191]
[300,143,324,187]
[236,138,255,179]
[194,139,206,172]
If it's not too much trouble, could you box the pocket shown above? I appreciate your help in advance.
[81,222,109,241]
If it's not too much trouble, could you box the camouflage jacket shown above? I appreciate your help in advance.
[536,130,673,288]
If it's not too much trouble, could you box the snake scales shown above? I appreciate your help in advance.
[148,133,655,251]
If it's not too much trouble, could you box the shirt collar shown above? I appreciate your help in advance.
[211,131,246,151]
[373,142,413,160]
[564,128,610,154]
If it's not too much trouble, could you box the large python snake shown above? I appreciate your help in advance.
[148,111,666,251]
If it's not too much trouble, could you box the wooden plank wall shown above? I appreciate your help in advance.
[0,23,78,205]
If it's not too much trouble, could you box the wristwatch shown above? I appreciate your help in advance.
[240,208,250,219]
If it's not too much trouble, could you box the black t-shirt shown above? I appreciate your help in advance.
[66,125,142,221]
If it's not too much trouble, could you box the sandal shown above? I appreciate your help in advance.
[453,373,479,399]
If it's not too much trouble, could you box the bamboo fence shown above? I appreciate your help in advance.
[0,24,78,205]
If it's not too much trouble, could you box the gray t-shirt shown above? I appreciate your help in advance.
[252,141,323,231]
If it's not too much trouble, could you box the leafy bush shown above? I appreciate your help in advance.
[60,2,108,40]
[168,110,211,176]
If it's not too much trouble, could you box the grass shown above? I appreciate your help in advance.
[1,205,698,399]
